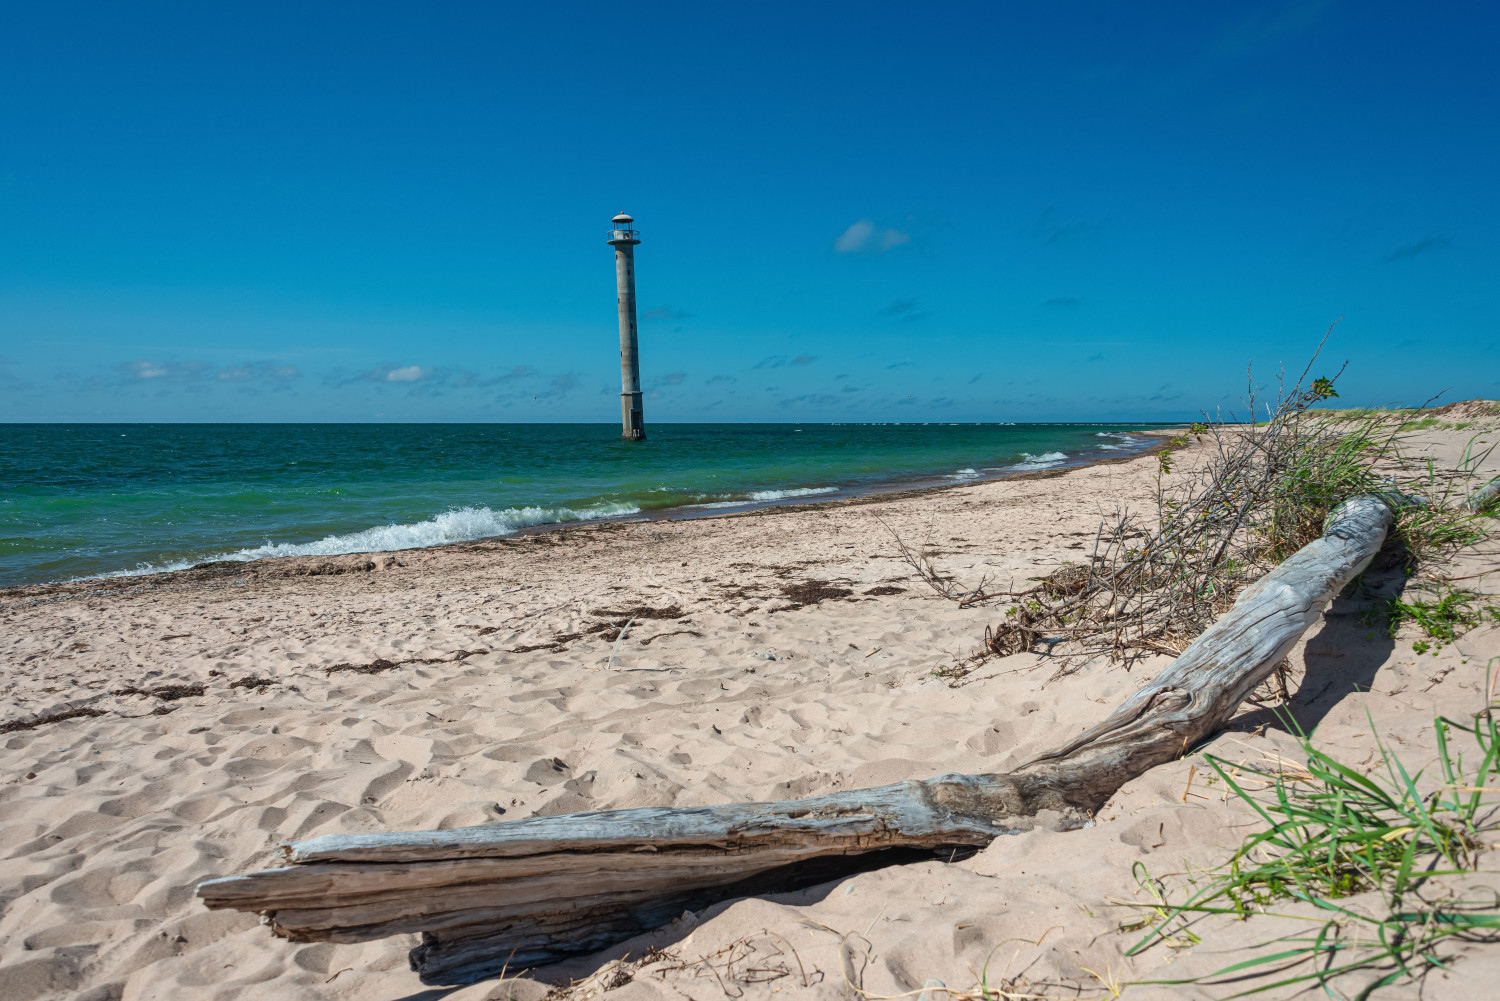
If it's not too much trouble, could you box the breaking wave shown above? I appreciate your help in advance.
[684,486,840,510]
[1094,432,1141,451]
[82,502,641,581]
[1011,451,1069,470]
[746,487,839,501]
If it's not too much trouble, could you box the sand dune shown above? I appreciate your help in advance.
[3,430,1498,1000]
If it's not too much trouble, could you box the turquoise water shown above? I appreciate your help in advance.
[0,423,1161,586]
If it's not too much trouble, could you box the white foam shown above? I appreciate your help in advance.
[947,468,981,480]
[684,500,756,510]
[681,486,840,511]
[1012,451,1069,471]
[82,502,640,581]
[1094,432,1141,452]
[746,487,839,501]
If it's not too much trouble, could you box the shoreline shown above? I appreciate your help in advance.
[6,429,1176,596]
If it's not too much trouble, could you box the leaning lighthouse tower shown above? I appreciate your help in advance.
[608,212,645,440]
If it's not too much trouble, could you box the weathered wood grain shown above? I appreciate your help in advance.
[1467,476,1500,513]
[196,494,1394,984]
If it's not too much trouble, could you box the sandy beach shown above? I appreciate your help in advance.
[3,423,1498,1001]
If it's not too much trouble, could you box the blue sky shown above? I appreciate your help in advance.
[1,1,1495,422]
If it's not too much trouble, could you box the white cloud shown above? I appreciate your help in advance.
[834,219,910,254]
[835,220,875,253]
[115,359,209,381]
[343,363,439,387]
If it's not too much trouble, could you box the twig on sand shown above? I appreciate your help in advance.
[606,615,638,671]
[881,517,1015,607]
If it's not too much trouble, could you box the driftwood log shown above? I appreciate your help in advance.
[1467,476,1500,513]
[197,494,1394,984]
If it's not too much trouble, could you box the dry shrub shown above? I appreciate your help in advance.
[916,333,1496,682]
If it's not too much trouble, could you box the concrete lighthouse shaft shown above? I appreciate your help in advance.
[608,213,644,441]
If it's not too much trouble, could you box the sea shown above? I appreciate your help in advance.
[0,423,1164,587]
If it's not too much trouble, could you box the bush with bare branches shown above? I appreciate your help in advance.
[903,335,1496,681]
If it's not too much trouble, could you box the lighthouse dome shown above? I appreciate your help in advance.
[612,212,634,224]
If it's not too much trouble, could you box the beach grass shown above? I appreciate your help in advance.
[1364,582,1500,657]
[1121,705,1500,998]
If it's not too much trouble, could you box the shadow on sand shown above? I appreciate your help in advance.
[1224,560,1408,738]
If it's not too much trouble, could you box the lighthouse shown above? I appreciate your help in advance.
[608,212,644,440]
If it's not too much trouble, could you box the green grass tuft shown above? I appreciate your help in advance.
[1123,709,1500,997]
[1361,582,1500,656]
